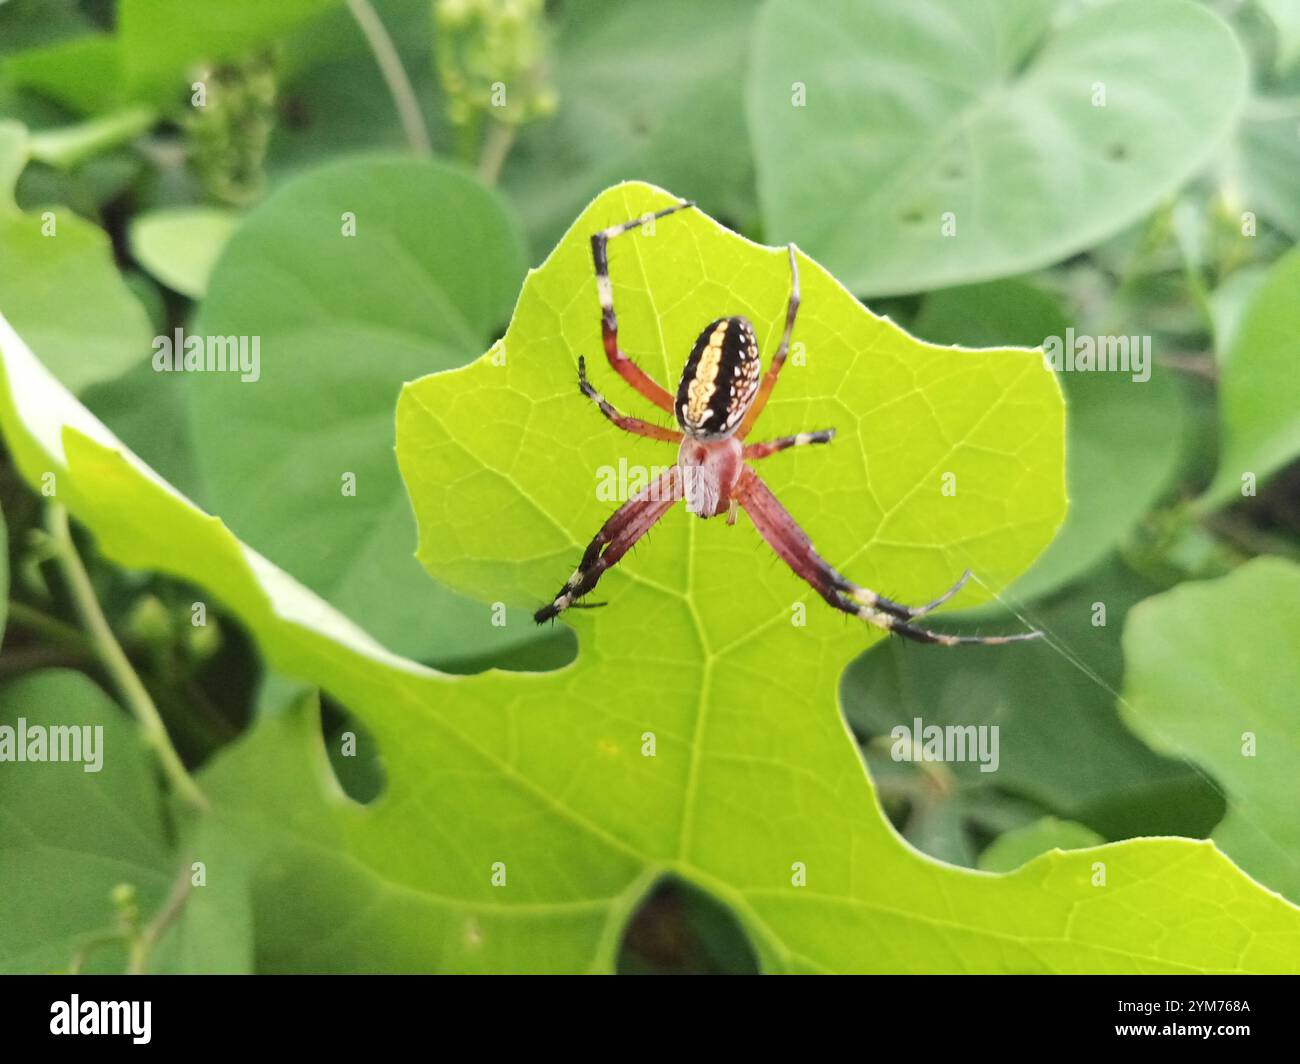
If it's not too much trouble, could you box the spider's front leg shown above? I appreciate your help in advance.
[577,356,682,444]
[535,465,683,623]
[591,200,695,413]
[743,429,835,460]
[737,243,801,439]
[735,468,1040,646]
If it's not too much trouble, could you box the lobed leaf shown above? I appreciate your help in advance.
[1,185,1296,972]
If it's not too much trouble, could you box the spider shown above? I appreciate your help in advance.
[534,201,1040,647]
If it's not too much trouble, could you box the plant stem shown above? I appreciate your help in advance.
[477,120,516,185]
[6,599,89,647]
[45,504,208,812]
[345,0,433,157]
[128,861,194,975]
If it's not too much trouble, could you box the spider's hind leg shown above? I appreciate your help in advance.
[840,568,972,622]
[736,468,1039,646]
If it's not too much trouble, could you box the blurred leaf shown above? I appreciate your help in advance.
[0,0,99,58]
[1258,0,1300,72]
[1202,244,1300,507]
[1208,263,1270,354]
[1,34,123,115]
[188,157,544,664]
[3,187,1298,973]
[26,106,155,170]
[842,557,1225,846]
[978,817,1104,873]
[130,206,240,298]
[268,0,445,175]
[1122,557,1300,903]
[502,0,759,255]
[0,497,6,646]
[0,120,152,393]
[1234,95,1300,239]
[749,0,1248,295]
[118,0,338,105]
[0,669,251,974]
[912,280,1184,603]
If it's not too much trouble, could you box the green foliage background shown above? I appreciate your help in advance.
[0,0,1297,973]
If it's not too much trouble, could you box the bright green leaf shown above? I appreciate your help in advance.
[1121,557,1300,904]
[2,186,1298,972]
[188,157,546,665]
[130,206,240,299]
[1202,245,1300,508]
[0,120,152,393]
[749,0,1248,295]
[912,280,1184,603]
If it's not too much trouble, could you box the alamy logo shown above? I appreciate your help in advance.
[50,996,151,1044]
[1042,329,1151,383]
[152,327,261,382]
[0,718,103,772]
[890,717,1000,773]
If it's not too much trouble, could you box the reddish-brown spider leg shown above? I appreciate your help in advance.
[735,468,1040,645]
[738,244,801,439]
[535,465,683,623]
[578,356,683,444]
[591,201,695,414]
[743,429,835,460]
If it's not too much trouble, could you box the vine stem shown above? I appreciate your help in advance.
[345,0,433,157]
[46,504,208,812]
[128,862,194,975]
[6,599,89,647]
[477,120,516,186]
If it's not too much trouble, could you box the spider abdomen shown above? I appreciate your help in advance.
[675,317,761,439]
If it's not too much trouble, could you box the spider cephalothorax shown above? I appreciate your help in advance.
[535,201,1039,647]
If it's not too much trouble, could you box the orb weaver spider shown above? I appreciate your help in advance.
[535,201,1040,647]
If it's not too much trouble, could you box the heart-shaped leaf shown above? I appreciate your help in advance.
[0,120,152,393]
[188,157,548,665]
[748,0,1248,295]
[1202,245,1300,508]
[1121,557,1300,903]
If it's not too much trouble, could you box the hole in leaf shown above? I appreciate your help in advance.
[320,693,387,805]
[617,877,759,974]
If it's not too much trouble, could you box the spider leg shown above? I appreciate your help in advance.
[743,428,835,460]
[535,465,683,623]
[578,356,683,444]
[738,243,801,438]
[735,468,1040,645]
[591,200,695,413]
